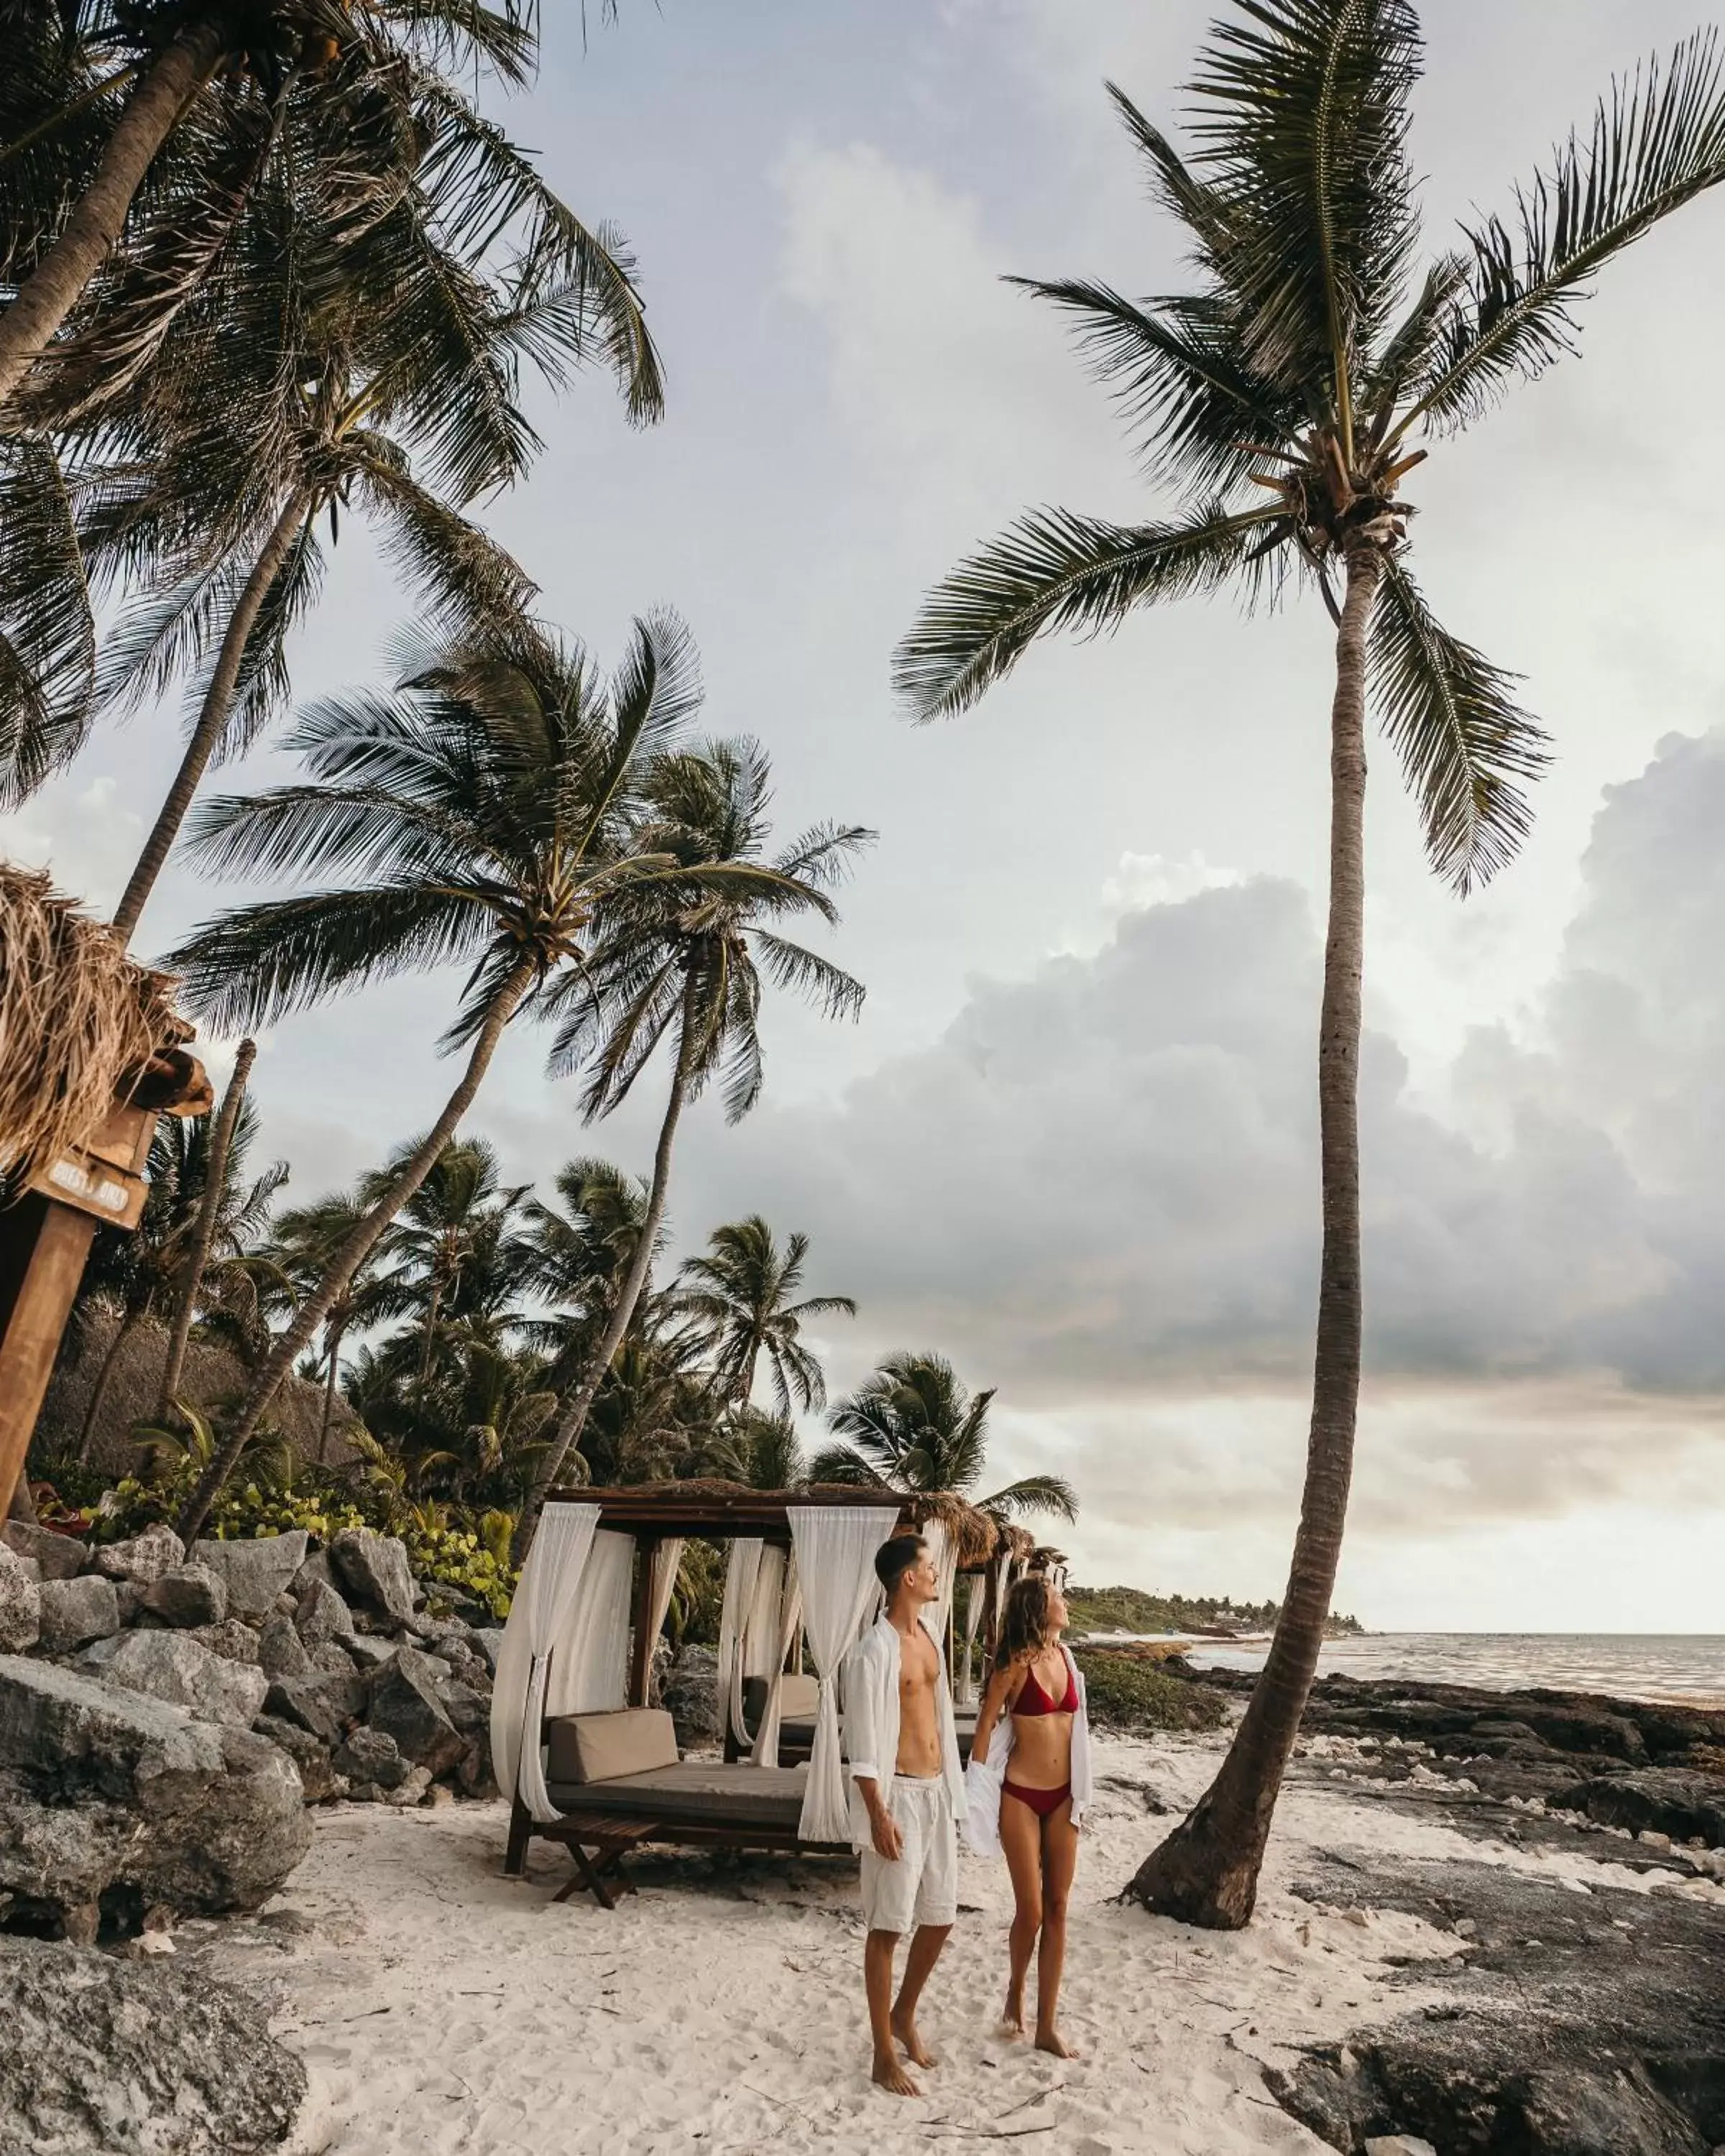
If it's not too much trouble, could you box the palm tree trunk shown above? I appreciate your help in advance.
[515,979,699,1563]
[155,1038,254,1419]
[1126,540,1383,1930]
[76,1308,141,1465]
[0,20,229,413]
[317,1312,345,1466]
[111,490,310,943]
[175,954,538,1542]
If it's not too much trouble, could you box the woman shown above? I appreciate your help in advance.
[965,1574,1092,2057]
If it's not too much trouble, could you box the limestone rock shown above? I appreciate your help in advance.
[294,1575,354,1648]
[37,1572,119,1654]
[1,1521,86,1580]
[664,1643,722,1747]
[0,1936,305,2154]
[328,1528,417,1625]
[333,1726,409,1790]
[188,1531,308,1622]
[0,1656,310,1933]
[143,1560,229,1628]
[0,1542,41,1654]
[186,1618,262,1664]
[385,1764,433,1806]
[308,1639,357,1677]
[343,1634,397,1673]
[467,1628,505,1674]
[366,1646,463,1774]
[98,1631,270,1728]
[262,1669,363,1747]
[1560,1768,1725,1851]
[257,1611,313,1680]
[288,1549,336,1599]
[254,1713,345,1805]
[1366,2141,1438,2156]
[92,1521,185,1584]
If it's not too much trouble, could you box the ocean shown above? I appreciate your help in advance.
[1174,1631,1725,1707]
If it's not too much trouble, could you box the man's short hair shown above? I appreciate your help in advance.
[875,1532,927,1595]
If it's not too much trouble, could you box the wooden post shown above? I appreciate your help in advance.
[0,1194,101,1517]
[627,1535,658,1708]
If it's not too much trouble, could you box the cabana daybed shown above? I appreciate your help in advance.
[491,1480,998,1906]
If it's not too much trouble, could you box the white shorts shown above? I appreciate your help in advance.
[860,1777,957,1935]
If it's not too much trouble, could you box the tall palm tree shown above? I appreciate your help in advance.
[676,1215,855,1412]
[515,738,874,1554]
[895,5,1725,1928]
[367,1137,531,1386]
[162,612,706,1538]
[270,1184,393,1463]
[0,2,612,415]
[810,1351,1077,1524]
[520,1156,659,1389]
[1,4,661,822]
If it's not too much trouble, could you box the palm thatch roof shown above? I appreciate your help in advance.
[0,862,185,1185]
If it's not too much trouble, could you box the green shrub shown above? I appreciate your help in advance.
[1074,1649,1228,1733]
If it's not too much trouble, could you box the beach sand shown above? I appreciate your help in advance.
[191,1729,1707,2156]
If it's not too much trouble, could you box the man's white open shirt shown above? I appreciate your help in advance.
[840,1613,967,1854]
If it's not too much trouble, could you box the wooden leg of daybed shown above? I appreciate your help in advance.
[504,1794,533,1876]
[554,1841,619,1909]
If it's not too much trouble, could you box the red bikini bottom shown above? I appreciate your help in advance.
[1002,1779,1071,1819]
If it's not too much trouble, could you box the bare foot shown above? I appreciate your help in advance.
[891,2010,937,2068]
[1035,2027,1080,2059]
[872,2048,921,2096]
[1002,1988,1026,2039]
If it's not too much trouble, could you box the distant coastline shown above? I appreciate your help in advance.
[1067,1582,1366,1642]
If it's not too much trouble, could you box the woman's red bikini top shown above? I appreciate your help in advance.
[1013,1652,1078,1717]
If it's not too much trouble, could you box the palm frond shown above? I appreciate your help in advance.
[893,501,1284,721]
[1370,555,1548,893]
[0,439,96,803]
[980,1473,1080,1525]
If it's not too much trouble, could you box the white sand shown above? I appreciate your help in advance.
[190,1731,1712,2156]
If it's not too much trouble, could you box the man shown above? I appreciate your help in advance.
[842,1531,967,2096]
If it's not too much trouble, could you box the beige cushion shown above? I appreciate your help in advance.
[740,1673,821,1728]
[546,1708,678,1785]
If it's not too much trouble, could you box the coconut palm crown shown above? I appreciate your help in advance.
[811,1351,1077,1526]
[676,1215,856,1414]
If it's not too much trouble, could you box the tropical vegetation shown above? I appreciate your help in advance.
[896,0,1725,1927]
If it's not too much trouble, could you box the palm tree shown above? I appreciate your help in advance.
[0,3,630,418]
[520,1156,660,1389]
[894,5,1725,1929]
[515,738,874,1555]
[676,1215,855,1412]
[154,1034,256,1416]
[1,5,662,826]
[699,1402,808,1491]
[810,1351,1077,1524]
[368,1137,531,1387]
[162,611,707,1539]
[270,1184,393,1463]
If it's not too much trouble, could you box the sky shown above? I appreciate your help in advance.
[9,0,1725,1632]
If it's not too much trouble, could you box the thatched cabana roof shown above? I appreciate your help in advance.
[551,1477,999,1563]
[0,862,196,1186]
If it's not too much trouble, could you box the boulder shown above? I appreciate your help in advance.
[37,1572,119,1654]
[186,1618,262,1664]
[98,1631,270,1728]
[0,1656,310,1935]
[1,1521,86,1580]
[0,1936,305,2155]
[257,1611,313,1681]
[333,1726,410,1790]
[1366,2142,1438,2156]
[663,1643,722,1748]
[294,1575,354,1648]
[467,1627,505,1675]
[385,1764,433,1807]
[438,1677,492,1792]
[188,1531,308,1623]
[262,1669,363,1747]
[289,1549,337,1599]
[143,1560,229,1628]
[91,1521,185,1584]
[328,1528,417,1626]
[308,1639,358,1677]
[365,1646,464,1775]
[0,1542,41,1654]
[343,1635,399,1673]
[1558,1769,1725,1851]
[114,1580,146,1626]
[254,1713,345,1805]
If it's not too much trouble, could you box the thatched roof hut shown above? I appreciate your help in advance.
[0,863,198,1187]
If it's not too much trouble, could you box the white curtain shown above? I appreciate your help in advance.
[717,1537,765,1749]
[548,1529,634,1718]
[748,1554,804,1769]
[957,1572,987,1708]
[642,1537,685,1698]
[791,1506,898,1843]
[489,1502,600,1825]
[919,1516,959,1655]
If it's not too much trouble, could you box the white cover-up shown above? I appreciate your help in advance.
[791,1506,898,1843]
[962,1643,1093,1857]
[840,1613,967,1853]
